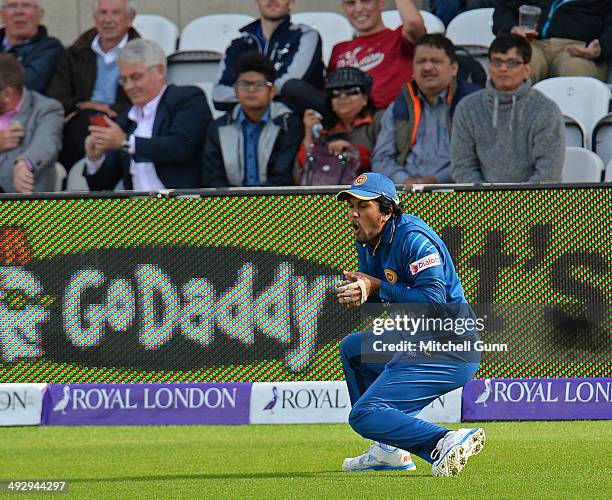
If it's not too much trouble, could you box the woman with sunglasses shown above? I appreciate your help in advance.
[295,67,383,185]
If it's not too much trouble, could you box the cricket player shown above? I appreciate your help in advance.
[336,172,485,476]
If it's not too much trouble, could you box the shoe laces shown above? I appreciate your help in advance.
[430,433,449,461]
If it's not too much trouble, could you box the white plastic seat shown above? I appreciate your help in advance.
[605,159,612,182]
[52,163,67,192]
[382,9,445,34]
[133,14,178,56]
[533,77,611,149]
[197,81,224,119]
[561,147,604,183]
[292,12,353,65]
[179,14,255,53]
[65,159,89,192]
[445,8,495,54]
[592,113,612,168]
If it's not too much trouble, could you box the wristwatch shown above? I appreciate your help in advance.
[121,138,131,154]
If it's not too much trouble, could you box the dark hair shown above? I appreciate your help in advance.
[235,52,277,83]
[375,197,404,219]
[414,33,457,64]
[323,68,375,129]
[0,54,26,90]
[488,33,531,63]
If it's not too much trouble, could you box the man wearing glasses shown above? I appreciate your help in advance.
[0,0,63,94]
[203,52,302,187]
[83,39,211,190]
[48,0,140,172]
[451,33,564,183]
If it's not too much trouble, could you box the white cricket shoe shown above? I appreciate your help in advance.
[431,428,485,477]
[342,442,417,472]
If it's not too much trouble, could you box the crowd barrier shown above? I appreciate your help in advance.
[0,184,610,387]
[2,379,609,426]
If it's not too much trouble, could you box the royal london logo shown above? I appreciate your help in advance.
[384,269,397,284]
[353,174,367,186]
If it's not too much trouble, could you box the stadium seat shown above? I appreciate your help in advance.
[133,14,178,56]
[197,81,224,119]
[65,160,89,192]
[179,14,254,53]
[592,113,612,168]
[533,77,611,149]
[292,12,354,65]
[561,147,604,183]
[605,159,612,182]
[53,163,67,192]
[445,8,495,55]
[167,50,222,87]
[381,9,445,34]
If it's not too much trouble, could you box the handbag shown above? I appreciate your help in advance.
[300,143,362,186]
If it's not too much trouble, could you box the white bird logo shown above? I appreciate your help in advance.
[474,379,492,407]
[52,386,71,414]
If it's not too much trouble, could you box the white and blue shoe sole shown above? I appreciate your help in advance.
[344,461,417,472]
[434,428,486,476]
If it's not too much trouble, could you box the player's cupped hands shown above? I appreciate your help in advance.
[336,270,379,308]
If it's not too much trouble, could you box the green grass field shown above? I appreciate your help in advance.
[1,422,610,499]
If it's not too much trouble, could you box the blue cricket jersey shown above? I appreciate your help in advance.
[356,213,467,305]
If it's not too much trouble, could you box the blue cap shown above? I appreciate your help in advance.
[337,173,400,204]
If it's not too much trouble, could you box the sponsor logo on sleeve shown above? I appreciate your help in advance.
[410,253,441,275]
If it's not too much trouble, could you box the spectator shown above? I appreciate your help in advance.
[296,67,382,184]
[203,52,302,187]
[0,54,63,193]
[282,0,426,115]
[428,1,496,27]
[84,39,211,190]
[372,34,480,185]
[452,34,564,183]
[0,0,63,94]
[329,0,425,109]
[493,0,612,83]
[48,0,139,171]
[213,0,325,112]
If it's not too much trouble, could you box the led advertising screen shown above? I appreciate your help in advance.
[0,187,610,383]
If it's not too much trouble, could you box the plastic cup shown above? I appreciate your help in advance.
[519,4,541,37]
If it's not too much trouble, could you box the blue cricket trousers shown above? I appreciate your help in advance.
[340,331,479,463]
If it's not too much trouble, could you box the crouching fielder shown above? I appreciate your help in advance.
[336,173,485,476]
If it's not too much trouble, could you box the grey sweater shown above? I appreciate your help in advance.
[451,80,565,183]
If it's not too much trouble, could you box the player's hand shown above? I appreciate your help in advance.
[565,39,601,60]
[78,101,118,118]
[88,116,127,152]
[13,160,34,194]
[336,270,380,308]
[0,123,25,152]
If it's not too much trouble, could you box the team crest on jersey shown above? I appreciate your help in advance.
[354,175,367,186]
[410,253,441,275]
[384,269,398,284]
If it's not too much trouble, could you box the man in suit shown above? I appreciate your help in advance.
[0,54,63,193]
[84,39,211,190]
[48,0,139,171]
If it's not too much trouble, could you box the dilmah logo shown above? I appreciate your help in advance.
[52,386,71,414]
[474,379,492,406]
[263,386,279,413]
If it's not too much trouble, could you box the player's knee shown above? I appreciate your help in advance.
[348,401,372,432]
[339,332,361,361]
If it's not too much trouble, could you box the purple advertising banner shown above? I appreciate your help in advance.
[463,378,612,421]
[42,383,251,426]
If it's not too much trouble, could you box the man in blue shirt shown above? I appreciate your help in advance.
[203,53,302,187]
[336,172,485,476]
